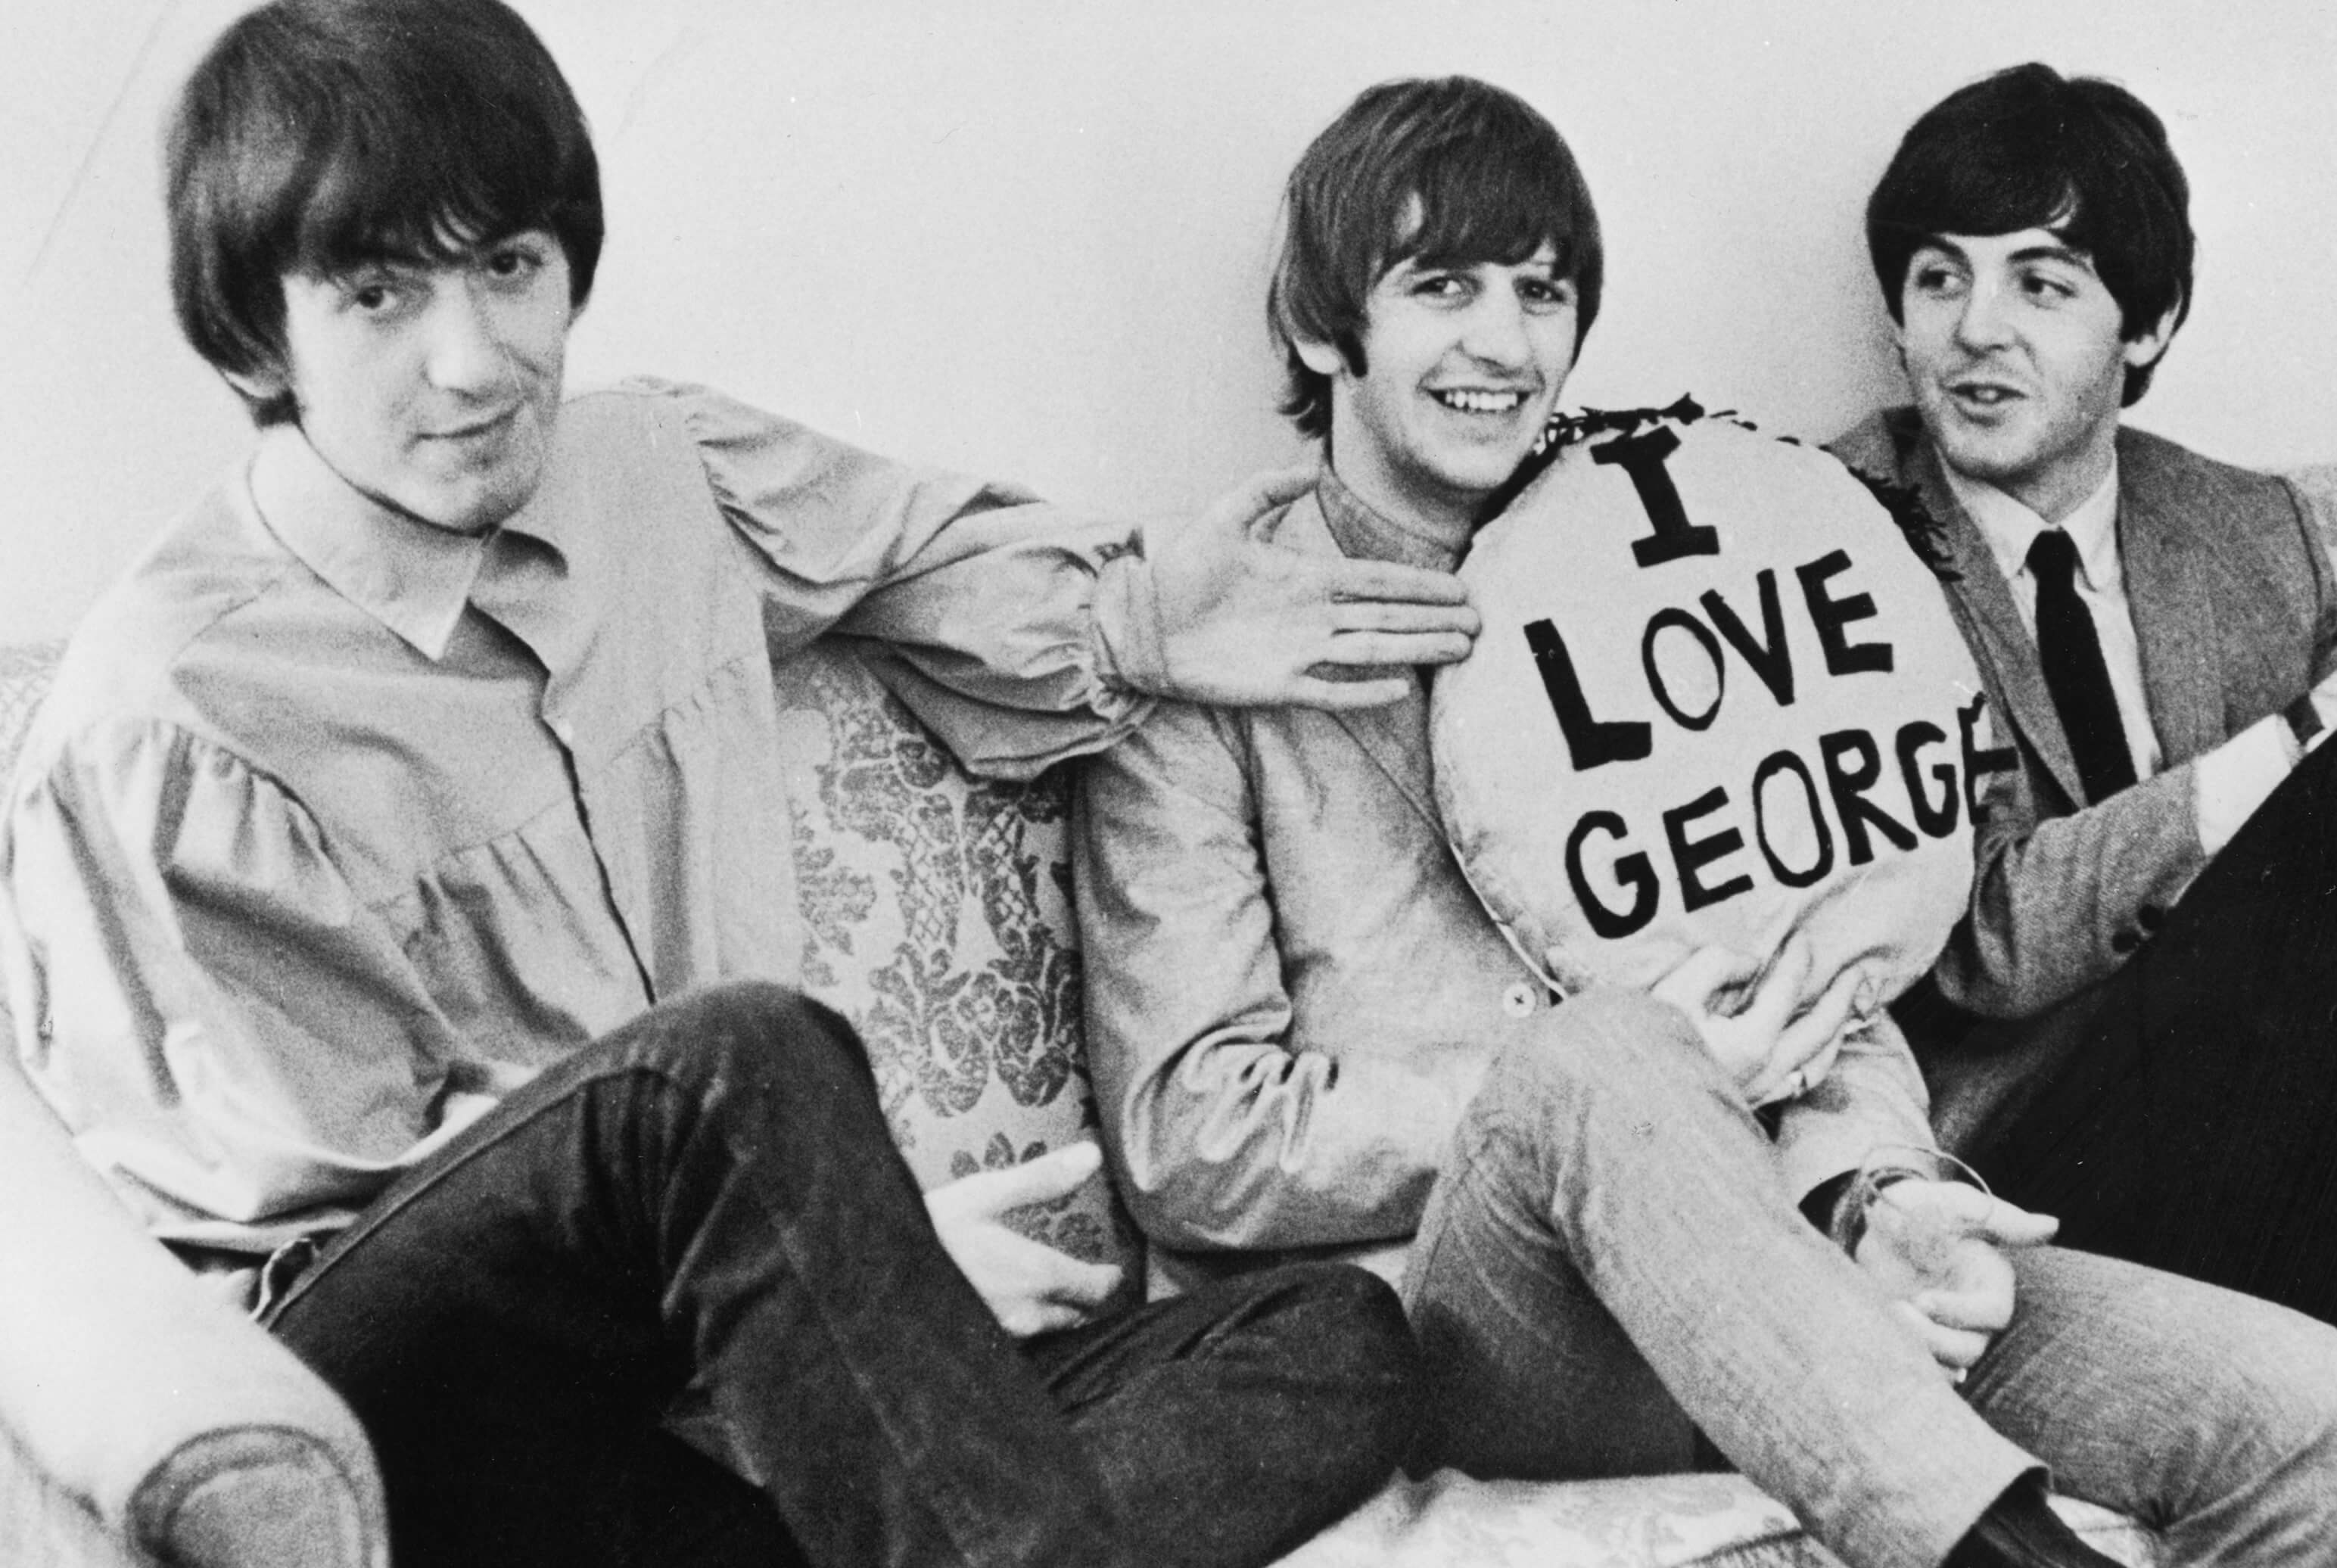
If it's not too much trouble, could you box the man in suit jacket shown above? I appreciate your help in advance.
[1077,73,2337,1568]
[1829,64,2337,1321]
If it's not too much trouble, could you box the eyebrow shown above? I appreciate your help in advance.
[1918,236,2095,270]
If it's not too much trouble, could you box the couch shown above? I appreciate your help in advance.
[0,633,2170,1568]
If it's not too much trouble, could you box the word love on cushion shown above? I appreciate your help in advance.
[1431,402,1986,1015]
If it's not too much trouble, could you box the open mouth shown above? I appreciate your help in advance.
[1946,379,2023,409]
[1432,388,1531,415]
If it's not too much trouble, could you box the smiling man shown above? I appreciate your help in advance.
[1078,74,2337,1568]
[1831,63,2337,1326]
[0,2,1466,1565]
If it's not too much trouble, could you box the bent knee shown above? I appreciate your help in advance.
[1480,987,1715,1106]
[632,982,876,1094]
[1257,1264,1423,1470]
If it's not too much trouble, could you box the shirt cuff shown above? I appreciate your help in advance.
[1092,534,1168,695]
[2194,714,2296,857]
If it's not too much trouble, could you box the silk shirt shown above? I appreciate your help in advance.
[1,378,1150,1252]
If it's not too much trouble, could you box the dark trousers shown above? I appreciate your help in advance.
[1967,734,2337,1322]
[263,983,1417,1568]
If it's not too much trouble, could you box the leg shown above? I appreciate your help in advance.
[267,982,1137,1568]
[1983,738,2337,1321]
[1021,1262,1418,1568]
[1403,989,2033,1568]
[1965,1246,2337,1563]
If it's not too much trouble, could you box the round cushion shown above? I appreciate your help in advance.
[1430,406,1981,1022]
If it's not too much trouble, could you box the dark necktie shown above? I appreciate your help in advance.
[2027,528,2136,801]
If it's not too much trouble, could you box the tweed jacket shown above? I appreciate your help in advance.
[1830,410,2337,1134]
[1073,488,1934,1294]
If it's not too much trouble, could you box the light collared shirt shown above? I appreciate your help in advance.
[0,377,1153,1253]
[1941,457,2295,851]
[1942,459,2164,784]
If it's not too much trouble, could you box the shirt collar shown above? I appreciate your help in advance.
[1942,456,2124,595]
[247,425,493,661]
[1315,468,1467,572]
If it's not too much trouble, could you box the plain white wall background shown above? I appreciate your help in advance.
[4,1,2333,643]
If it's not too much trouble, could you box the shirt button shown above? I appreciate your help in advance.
[1501,982,1539,1018]
[2136,905,2165,934]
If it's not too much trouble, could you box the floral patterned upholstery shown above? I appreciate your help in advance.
[771,640,1144,1306]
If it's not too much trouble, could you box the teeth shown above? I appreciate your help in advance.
[1436,389,1526,413]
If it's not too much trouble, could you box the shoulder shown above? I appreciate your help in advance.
[33,469,299,770]
[1821,406,1929,487]
[2115,425,2301,522]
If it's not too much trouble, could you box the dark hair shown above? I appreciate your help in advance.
[1269,76,1603,440]
[166,0,603,425]
[1866,62,2192,406]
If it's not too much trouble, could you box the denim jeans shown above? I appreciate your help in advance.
[1402,988,2337,1568]
[264,982,1418,1568]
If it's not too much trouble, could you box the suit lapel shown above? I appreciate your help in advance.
[2118,443,2224,766]
[1907,440,2090,805]
[1329,676,1442,835]
[1277,491,1447,834]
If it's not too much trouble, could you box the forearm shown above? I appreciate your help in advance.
[1937,762,2205,1017]
[1106,1031,1489,1252]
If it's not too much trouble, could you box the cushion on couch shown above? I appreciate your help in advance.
[773,639,1145,1308]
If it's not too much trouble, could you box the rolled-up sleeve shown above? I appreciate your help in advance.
[672,380,1156,779]
[1073,703,1480,1254]
[1,719,475,1249]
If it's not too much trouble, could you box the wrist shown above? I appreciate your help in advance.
[1092,536,1168,695]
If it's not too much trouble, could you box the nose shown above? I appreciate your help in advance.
[1458,290,1533,367]
[423,277,512,394]
[1950,276,2015,353]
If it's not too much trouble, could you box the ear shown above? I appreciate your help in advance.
[2121,298,2182,372]
[222,365,290,405]
[1293,335,1349,379]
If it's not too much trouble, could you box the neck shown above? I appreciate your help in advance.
[1324,419,1477,558]
[1982,428,2119,527]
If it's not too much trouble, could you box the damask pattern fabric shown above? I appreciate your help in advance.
[773,639,1143,1295]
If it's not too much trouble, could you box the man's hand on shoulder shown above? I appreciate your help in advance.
[1853,1181,2056,1380]
[926,1141,1122,1338]
[1112,462,1480,711]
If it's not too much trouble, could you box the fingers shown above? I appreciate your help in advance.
[1318,556,1477,608]
[1333,598,1484,634]
[934,1141,1104,1218]
[1912,1281,2015,1337]
[1277,673,1416,711]
[1967,1200,2060,1249]
[1652,944,1757,1013]
[1206,461,1324,543]
[1312,631,1476,668]
[1890,1301,1990,1376]
[1739,934,1816,1035]
[990,1247,1125,1338]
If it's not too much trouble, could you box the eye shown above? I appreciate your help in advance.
[338,273,406,316]
[484,240,549,285]
[1408,270,1470,302]
[2018,268,2079,303]
[1909,261,1965,298]
[1519,275,1576,313]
